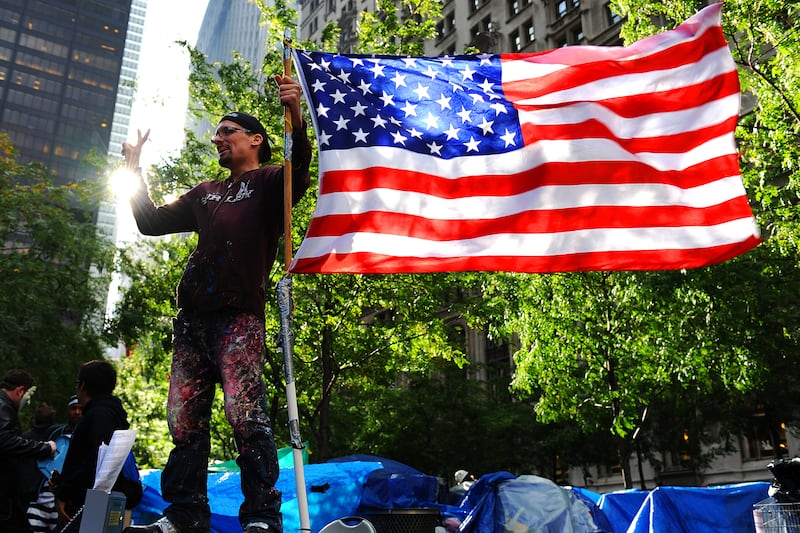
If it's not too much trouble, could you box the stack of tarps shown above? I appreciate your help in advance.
[133,460,384,533]
[452,472,612,533]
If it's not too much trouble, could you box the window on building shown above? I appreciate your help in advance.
[0,26,16,44]
[596,462,622,478]
[555,0,579,19]
[437,10,456,39]
[523,19,534,44]
[741,414,788,462]
[552,18,584,48]
[511,29,521,52]
[571,25,584,43]
[605,2,622,25]
[508,0,520,17]
[470,0,485,15]
[471,16,494,41]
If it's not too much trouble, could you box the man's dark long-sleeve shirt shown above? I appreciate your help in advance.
[130,128,312,318]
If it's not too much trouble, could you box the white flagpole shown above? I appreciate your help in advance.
[278,27,311,533]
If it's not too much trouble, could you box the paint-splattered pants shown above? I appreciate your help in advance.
[161,310,281,532]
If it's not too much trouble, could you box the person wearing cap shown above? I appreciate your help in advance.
[64,395,83,436]
[121,74,312,533]
[448,469,475,504]
[38,395,83,443]
[0,369,56,532]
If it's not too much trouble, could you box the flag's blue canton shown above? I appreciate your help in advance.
[297,51,523,160]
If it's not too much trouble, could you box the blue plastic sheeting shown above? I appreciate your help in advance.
[623,482,770,533]
[596,489,649,531]
[133,461,384,533]
[327,454,440,510]
[455,472,607,533]
[570,487,614,532]
[38,434,71,478]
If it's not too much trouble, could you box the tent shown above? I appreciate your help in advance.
[452,472,607,533]
[444,474,770,533]
[328,454,440,511]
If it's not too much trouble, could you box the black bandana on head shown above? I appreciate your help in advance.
[219,111,271,163]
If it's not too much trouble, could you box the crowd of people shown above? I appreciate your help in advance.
[0,364,142,533]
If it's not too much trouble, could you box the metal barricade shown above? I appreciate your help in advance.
[754,499,800,532]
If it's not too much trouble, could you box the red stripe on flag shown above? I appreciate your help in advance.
[568,72,741,118]
[303,197,757,240]
[519,116,739,154]
[501,26,729,101]
[290,236,762,274]
[319,155,743,197]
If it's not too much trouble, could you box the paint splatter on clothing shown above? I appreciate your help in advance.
[161,310,281,532]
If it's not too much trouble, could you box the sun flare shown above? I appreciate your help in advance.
[109,167,139,203]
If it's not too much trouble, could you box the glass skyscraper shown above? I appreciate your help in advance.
[190,0,270,138]
[0,0,133,187]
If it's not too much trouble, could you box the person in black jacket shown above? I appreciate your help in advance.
[0,369,56,532]
[55,360,141,531]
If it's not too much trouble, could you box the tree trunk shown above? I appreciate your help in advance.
[636,441,647,490]
[316,324,335,461]
[615,435,634,489]
[605,341,634,489]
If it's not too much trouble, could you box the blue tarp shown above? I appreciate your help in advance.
[133,461,384,533]
[133,455,773,533]
[445,475,770,533]
[595,489,649,531]
[37,434,71,478]
[453,472,608,533]
[327,454,440,510]
[620,483,770,533]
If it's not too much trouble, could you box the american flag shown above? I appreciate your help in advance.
[289,3,760,274]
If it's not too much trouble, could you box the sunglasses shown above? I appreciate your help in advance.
[213,126,252,140]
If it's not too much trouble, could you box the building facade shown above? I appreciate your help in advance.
[189,0,272,138]
[98,0,145,243]
[298,0,624,55]
[0,0,133,187]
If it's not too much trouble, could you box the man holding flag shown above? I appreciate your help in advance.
[121,75,312,533]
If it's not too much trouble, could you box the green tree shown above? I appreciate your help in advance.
[109,0,474,468]
[356,0,441,55]
[107,237,188,467]
[466,1,800,489]
[0,134,115,416]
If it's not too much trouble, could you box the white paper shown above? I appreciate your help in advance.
[93,429,136,492]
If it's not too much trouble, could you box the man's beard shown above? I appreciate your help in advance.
[218,152,233,168]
